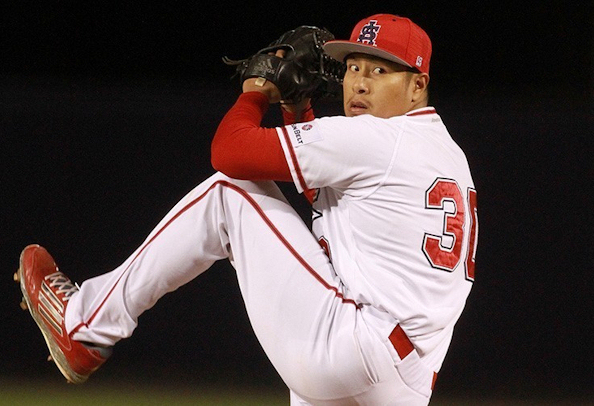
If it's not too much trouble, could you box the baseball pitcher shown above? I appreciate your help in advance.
[16,14,478,406]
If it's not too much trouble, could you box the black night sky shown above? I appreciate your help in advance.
[1,1,592,403]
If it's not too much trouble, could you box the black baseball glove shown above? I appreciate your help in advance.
[223,26,345,104]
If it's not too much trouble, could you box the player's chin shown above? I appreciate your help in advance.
[345,107,370,117]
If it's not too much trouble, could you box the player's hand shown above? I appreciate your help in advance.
[242,50,285,104]
[224,26,340,104]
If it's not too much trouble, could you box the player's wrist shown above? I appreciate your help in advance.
[242,78,281,104]
[280,98,311,114]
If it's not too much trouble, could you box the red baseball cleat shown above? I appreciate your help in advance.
[15,244,111,384]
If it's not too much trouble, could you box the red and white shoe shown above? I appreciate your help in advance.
[15,244,111,383]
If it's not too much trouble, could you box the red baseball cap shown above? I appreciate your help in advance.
[324,14,432,74]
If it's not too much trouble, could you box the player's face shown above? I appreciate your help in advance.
[342,54,427,118]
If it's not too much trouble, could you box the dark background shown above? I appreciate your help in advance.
[1,1,593,403]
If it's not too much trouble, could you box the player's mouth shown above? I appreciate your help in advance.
[348,100,369,115]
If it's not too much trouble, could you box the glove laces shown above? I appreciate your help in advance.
[319,53,346,84]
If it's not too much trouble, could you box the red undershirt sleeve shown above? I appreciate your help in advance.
[211,92,314,182]
[211,92,291,181]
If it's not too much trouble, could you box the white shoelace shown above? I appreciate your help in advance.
[45,271,79,301]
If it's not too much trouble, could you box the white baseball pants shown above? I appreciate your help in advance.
[65,172,430,406]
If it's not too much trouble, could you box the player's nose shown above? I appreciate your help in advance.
[352,76,370,94]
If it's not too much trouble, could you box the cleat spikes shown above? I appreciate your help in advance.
[14,271,20,282]
[20,300,28,310]
[47,355,53,362]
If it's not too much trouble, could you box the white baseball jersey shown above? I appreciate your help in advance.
[277,107,478,372]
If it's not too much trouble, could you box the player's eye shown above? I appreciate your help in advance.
[348,64,359,72]
[372,67,386,74]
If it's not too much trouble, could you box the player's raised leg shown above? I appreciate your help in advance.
[17,172,427,404]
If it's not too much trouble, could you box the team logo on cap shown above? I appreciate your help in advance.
[357,20,381,46]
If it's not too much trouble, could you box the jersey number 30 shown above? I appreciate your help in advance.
[422,178,478,282]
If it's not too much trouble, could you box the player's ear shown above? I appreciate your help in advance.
[411,73,429,102]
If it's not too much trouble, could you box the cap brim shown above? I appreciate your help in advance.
[323,40,412,68]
